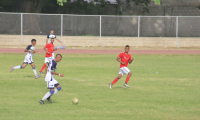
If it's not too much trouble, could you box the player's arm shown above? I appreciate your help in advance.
[129,58,134,64]
[56,38,62,43]
[116,56,125,65]
[51,71,64,77]
[43,46,50,54]
[46,39,48,45]
[24,49,36,53]
[24,45,35,53]
[55,35,62,43]
[53,48,59,51]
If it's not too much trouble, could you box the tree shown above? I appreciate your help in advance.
[126,0,151,13]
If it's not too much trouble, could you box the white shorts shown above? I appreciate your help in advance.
[47,78,59,89]
[23,55,33,64]
[119,67,130,76]
[52,52,55,59]
[44,57,53,63]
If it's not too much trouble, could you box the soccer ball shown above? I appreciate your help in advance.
[72,98,79,105]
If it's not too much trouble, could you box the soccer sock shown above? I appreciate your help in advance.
[40,64,46,72]
[51,89,58,96]
[112,78,118,85]
[32,67,37,76]
[51,87,61,97]
[125,75,130,84]
[42,90,54,101]
[13,65,22,69]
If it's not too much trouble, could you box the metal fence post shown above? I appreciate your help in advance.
[137,16,140,47]
[61,14,63,43]
[100,15,102,45]
[138,16,140,37]
[176,16,179,47]
[176,16,178,38]
[21,13,23,45]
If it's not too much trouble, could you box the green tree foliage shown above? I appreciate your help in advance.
[0,0,151,14]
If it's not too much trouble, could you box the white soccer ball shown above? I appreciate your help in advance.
[72,98,79,105]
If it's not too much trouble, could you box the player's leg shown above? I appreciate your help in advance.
[123,67,131,88]
[109,73,123,89]
[10,63,27,73]
[39,57,49,74]
[39,81,55,105]
[30,63,41,79]
[39,88,54,105]
[52,52,55,59]
[47,80,61,103]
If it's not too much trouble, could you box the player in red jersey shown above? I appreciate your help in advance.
[39,38,59,75]
[108,45,134,89]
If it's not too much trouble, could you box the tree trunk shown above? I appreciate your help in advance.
[15,0,52,35]
[16,0,51,13]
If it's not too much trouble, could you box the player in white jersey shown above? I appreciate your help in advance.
[39,54,64,105]
[46,30,62,59]
[10,39,41,79]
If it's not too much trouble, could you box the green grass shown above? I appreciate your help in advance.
[0,53,200,120]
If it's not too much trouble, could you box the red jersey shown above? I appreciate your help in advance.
[119,52,131,68]
[45,43,54,57]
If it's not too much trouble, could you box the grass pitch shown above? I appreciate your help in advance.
[0,53,200,120]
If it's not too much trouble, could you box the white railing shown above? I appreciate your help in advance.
[0,12,200,38]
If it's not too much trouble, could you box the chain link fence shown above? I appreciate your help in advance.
[0,13,200,37]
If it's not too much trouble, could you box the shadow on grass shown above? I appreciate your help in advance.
[113,86,129,89]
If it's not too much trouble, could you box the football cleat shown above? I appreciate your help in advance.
[39,100,45,105]
[124,83,130,88]
[108,83,112,89]
[39,71,44,75]
[10,67,14,73]
[35,75,41,79]
[47,97,52,103]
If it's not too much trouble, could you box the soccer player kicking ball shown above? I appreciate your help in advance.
[10,39,41,79]
[108,45,134,89]
[46,29,62,59]
[39,38,59,75]
[39,54,64,105]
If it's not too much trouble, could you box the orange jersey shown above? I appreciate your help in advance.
[119,52,131,68]
[45,43,54,57]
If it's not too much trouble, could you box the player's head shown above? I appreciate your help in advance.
[51,38,54,43]
[50,29,54,34]
[31,39,36,46]
[124,45,130,53]
[55,54,62,62]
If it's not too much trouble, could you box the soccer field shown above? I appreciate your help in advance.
[0,53,200,120]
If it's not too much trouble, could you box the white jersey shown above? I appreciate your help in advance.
[45,60,57,82]
[47,34,56,43]
[25,45,35,56]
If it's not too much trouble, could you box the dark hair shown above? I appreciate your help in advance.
[51,38,54,39]
[31,39,36,43]
[50,29,54,31]
[56,54,62,58]
[125,45,129,48]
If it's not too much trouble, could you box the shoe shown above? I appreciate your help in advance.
[108,83,112,89]
[124,83,130,88]
[47,97,52,103]
[10,67,14,73]
[39,71,43,75]
[35,75,41,79]
[39,100,44,105]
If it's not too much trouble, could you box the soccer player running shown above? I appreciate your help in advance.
[39,38,59,75]
[108,45,134,89]
[46,29,62,59]
[39,54,64,105]
[10,39,41,79]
